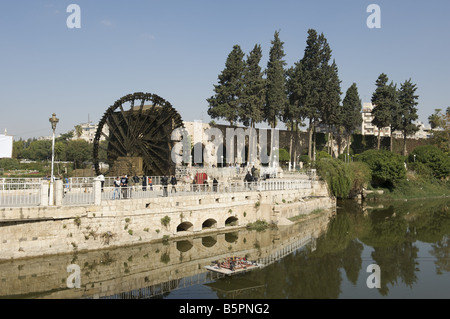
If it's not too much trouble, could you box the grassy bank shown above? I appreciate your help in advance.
[365,178,450,201]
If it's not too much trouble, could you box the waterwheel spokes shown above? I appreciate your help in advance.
[93,92,185,177]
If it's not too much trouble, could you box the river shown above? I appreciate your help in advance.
[1,198,449,299]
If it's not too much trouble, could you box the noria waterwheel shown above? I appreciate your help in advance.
[93,92,184,177]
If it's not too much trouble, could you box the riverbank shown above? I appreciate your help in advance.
[363,178,450,202]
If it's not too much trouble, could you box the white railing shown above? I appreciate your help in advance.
[0,181,42,207]
[100,179,312,201]
[62,182,95,206]
[0,175,314,207]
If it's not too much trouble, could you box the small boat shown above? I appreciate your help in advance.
[204,256,262,275]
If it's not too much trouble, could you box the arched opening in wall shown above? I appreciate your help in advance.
[202,218,217,229]
[176,240,193,252]
[225,232,239,243]
[225,216,238,227]
[177,221,194,232]
[201,236,217,248]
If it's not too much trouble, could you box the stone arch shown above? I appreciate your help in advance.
[225,216,239,227]
[177,221,194,232]
[202,218,217,229]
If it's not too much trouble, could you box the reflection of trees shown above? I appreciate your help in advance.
[359,205,419,295]
[342,240,364,285]
[371,242,419,296]
[212,199,450,299]
[430,236,450,275]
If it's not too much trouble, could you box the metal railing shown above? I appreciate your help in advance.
[62,181,95,206]
[0,181,42,207]
[0,175,314,207]
[101,179,312,201]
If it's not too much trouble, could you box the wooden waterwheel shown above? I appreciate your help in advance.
[93,92,184,176]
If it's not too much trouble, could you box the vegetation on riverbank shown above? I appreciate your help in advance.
[315,145,450,201]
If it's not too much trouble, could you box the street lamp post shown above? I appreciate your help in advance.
[49,113,59,205]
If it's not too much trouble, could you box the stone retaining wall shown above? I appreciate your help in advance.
[0,181,334,260]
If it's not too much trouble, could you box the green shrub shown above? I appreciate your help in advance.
[299,155,311,168]
[349,161,372,194]
[355,150,406,189]
[409,145,450,179]
[316,158,352,199]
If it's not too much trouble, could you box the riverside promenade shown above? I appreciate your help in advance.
[0,168,335,260]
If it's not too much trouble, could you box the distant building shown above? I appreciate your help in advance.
[361,102,432,140]
[73,122,109,143]
[361,103,391,137]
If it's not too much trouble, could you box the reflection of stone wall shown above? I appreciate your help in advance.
[0,210,334,299]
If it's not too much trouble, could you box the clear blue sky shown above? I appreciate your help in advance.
[1,0,449,140]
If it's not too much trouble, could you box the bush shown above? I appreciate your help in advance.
[355,150,406,189]
[349,161,372,195]
[409,145,450,179]
[299,155,311,168]
[316,158,352,199]
[315,151,332,162]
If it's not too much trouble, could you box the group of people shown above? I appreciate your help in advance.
[112,174,154,200]
[160,175,178,197]
[109,165,261,200]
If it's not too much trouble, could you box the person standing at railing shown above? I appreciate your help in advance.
[170,175,177,193]
[161,176,168,197]
[95,174,105,192]
[148,177,153,191]
[113,177,121,200]
[142,175,147,191]
[213,177,218,192]
[120,174,129,199]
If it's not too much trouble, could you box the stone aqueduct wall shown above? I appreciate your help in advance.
[0,180,334,261]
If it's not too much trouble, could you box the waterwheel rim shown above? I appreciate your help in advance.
[93,92,184,177]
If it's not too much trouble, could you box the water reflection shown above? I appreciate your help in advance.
[1,198,449,299]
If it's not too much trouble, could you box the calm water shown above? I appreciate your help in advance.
[164,199,450,299]
[1,198,449,299]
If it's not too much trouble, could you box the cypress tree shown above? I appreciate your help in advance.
[285,61,305,165]
[299,29,322,161]
[396,79,419,155]
[319,59,342,155]
[371,73,394,150]
[264,30,288,159]
[241,44,266,163]
[342,83,362,158]
[240,44,265,128]
[207,45,245,126]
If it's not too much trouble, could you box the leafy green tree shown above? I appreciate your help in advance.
[356,149,407,189]
[428,108,450,155]
[65,139,92,169]
[409,145,450,179]
[74,125,83,139]
[21,140,52,161]
[316,158,352,199]
[396,79,419,155]
[341,83,362,158]
[428,109,444,129]
[207,45,245,126]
